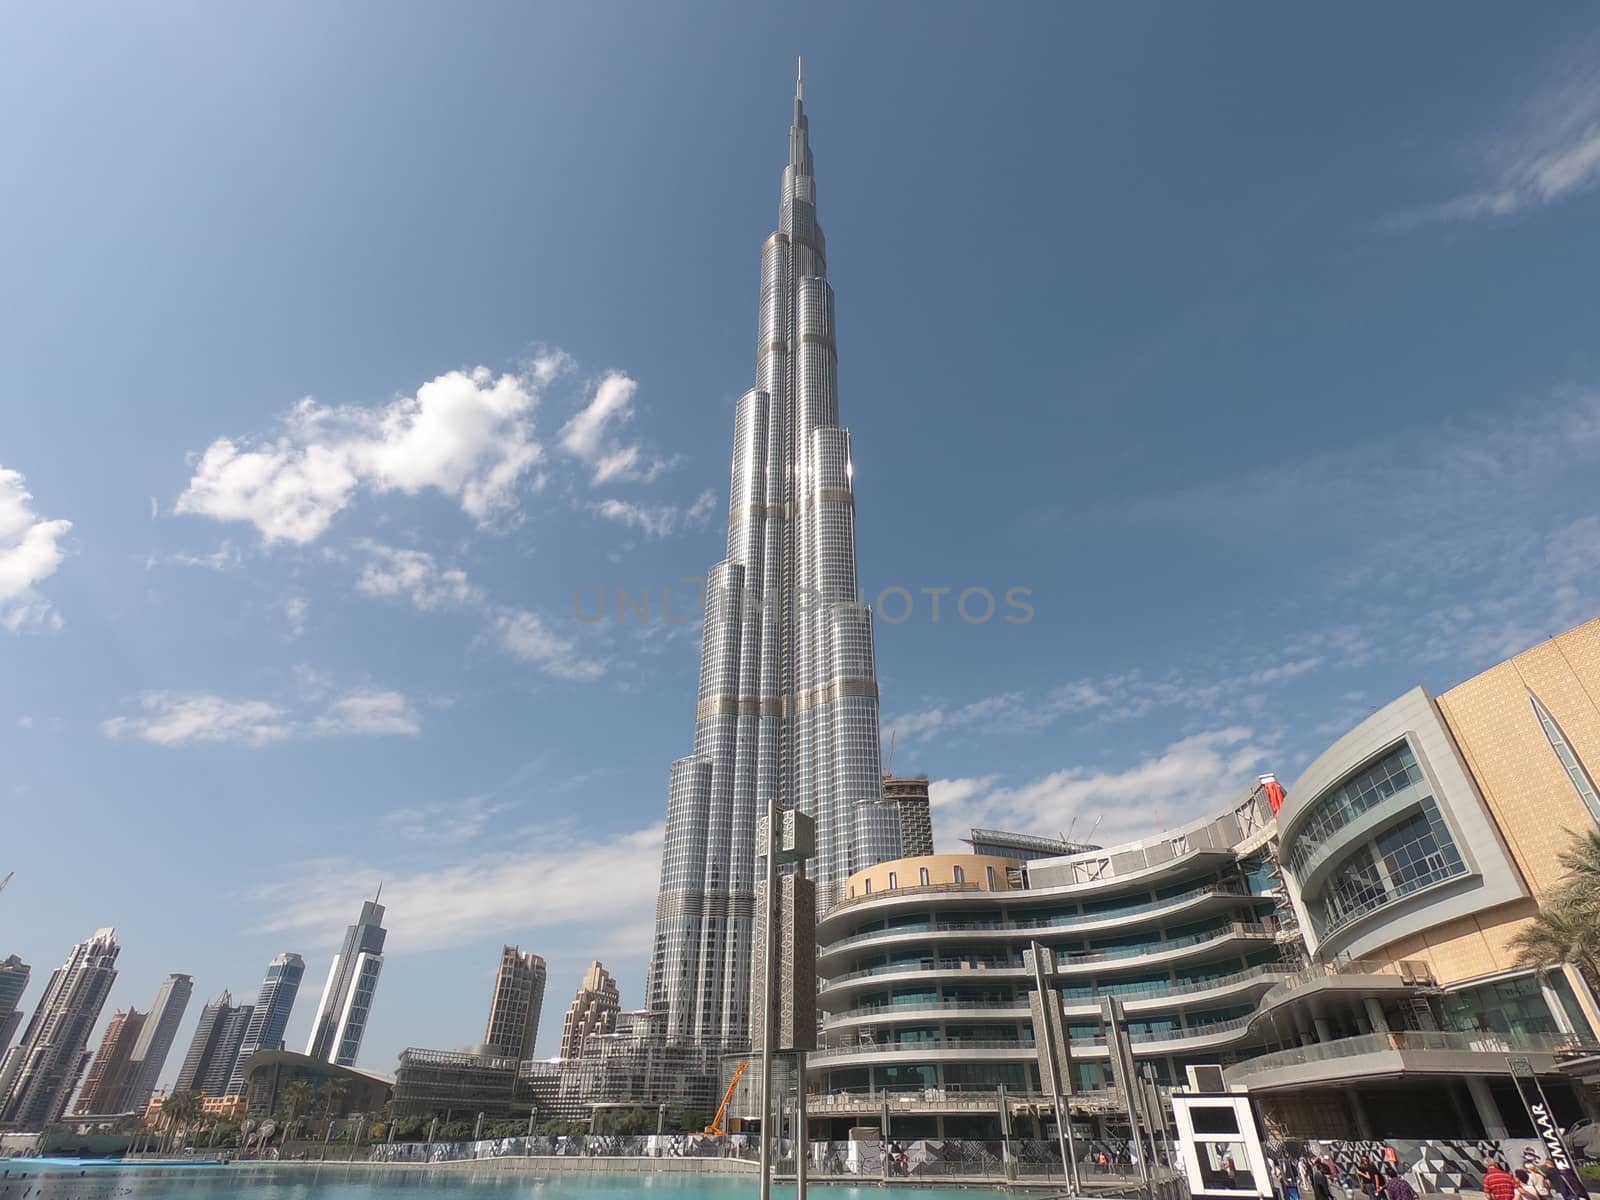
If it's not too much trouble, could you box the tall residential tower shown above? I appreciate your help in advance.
[124,972,193,1110]
[0,927,120,1129]
[305,899,385,1067]
[483,946,546,1061]
[226,952,304,1094]
[0,957,28,1057]
[558,961,619,1061]
[174,991,253,1096]
[73,1007,145,1114]
[644,65,899,1051]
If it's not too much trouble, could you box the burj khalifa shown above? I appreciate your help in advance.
[644,66,900,1049]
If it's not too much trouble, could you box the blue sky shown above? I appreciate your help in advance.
[5,4,1600,1083]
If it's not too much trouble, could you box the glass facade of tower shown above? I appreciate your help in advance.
[227,952,304,1094]
[645,73,900,1052]
[305,900,386,1068]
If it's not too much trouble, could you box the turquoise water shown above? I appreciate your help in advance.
[0,1162,1020,1199]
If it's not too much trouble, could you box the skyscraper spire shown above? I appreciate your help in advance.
[644,71,900,1051]
[796,55,803,102]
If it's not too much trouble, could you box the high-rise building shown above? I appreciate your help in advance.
[226,952,304,1094]
[305,898,385,1067]
[483,946,546,1061]
[73,1007,146,1114]
[123,972,193,1110]
[0,956,29,1057]
[0,927,120,1130]
[558,961,619,1061]
[174,991,253,1096]
[645,65,900,1052]
[883,775,934,857]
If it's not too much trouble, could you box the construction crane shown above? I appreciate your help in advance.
[0,872,11,896]
[705,1060,748,1136]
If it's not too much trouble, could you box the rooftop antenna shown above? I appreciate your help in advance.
[796,55,804,101]
[374,879,383,904]
[885,730,896,777]
[1085,814,1104,843]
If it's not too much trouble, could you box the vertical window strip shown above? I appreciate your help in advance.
[1530,692,1600,824]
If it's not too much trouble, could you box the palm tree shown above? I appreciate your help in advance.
[1511,828,1600,990]
[281,1079,314,1147]
[161,1090,204,1154]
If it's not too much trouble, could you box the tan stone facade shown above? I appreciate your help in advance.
[1438,616,1600,900]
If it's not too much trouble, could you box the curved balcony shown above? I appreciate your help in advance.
[818,922,1273,997]
[817,883,1254,963]
[819,963,1295,1029]
[1224,1029,1593,1091]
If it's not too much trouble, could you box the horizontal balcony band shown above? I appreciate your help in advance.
[1223,1029,1596,1091]
[819,924,1274,993]
[818,883,1252,959]
[819,964,1295,1027]
[809,1018,1263,1068]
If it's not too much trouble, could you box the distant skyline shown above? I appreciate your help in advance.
[5,4,1600,1087]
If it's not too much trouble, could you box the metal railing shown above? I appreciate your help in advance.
[820,921,1273,986]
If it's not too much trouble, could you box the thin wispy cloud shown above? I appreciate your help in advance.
[102,685,421,747]
[0,466,71,634]
[383,794,516,846]
[886,651,1334,746]
[343,539,606,682]
[593,489,717,538]
[929,727,1272,852]
[1384,54,1600,231]
[248,823,666,953]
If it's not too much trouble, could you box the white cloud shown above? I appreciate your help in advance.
[102,686,421,747]
[353,540,480,610]
[0,467,71,633]
[101,692,293,747]
[16,715,35,730]
[176,367,546,543]
[493,608,606,681]
[248,823,666,953]
[928,727,1270,852]
[593,489,718,539]
[312,689,420,737]
[1384,56,1600,230]
[559,371,671,485]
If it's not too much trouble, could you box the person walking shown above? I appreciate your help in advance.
[1483,1160,1520,1200]
[1385,1171,1417,1200]
[1356,1155,1385,1198]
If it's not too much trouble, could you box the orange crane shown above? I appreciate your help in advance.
[704,1060,748,1136]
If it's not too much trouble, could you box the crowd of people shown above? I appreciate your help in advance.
[1270,1147,1586,1200]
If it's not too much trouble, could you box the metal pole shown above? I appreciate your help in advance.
[796,1049,808,1200]
[757,802,780,1200]
[881,1099,891,1183]
[1031,942,1078,1195]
